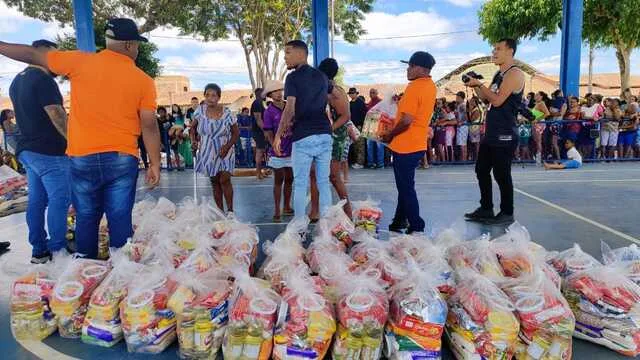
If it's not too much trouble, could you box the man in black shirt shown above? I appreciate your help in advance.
[251,88,268,179]
[464,38,525,225]
[274,40,333,219]
[9,40,70,263]
[348,87,367,168]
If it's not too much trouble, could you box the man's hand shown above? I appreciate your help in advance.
[273,136,282,157]
[465,78,483,88]
[145,163,161,188]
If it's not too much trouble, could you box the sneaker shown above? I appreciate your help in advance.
[484,212,515,225]
[389,220,410,233]
[405,229,425,235]
[464,207,495,222]
[352,164,364,169]
[376,164,385,169]
[31,251,52,264]
[0,241,10,250]
[366,164,377,169]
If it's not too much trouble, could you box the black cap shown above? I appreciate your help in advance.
[401,51,436,70]
[31,39,57,48]
[105,18,148,42]
[347,87,358,95]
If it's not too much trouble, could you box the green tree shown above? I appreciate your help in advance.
[478,0,640,93]
[6,0,373,89]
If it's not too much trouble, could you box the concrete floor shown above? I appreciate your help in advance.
[1,163,640,359]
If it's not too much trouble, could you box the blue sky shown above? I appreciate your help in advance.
[0,0,638,95]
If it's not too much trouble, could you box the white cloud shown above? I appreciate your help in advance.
[0,3,36,34]
[41,22,74,39]
[530,55,561,73]
[223,83,252,90]
[352,11,459,51]
[423,0,483,8]
[518,45,538,54]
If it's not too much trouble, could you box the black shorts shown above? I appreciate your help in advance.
[253,129,267,150]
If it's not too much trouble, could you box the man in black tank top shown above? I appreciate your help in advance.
[463,38,525,225]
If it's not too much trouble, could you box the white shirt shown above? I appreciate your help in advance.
[582,104,600,120]
[567,147,582,164]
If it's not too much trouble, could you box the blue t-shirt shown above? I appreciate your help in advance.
[9,67,66,156]
[284,64,332,142]
[237,114,254,138]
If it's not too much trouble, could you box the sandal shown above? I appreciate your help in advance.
[283,209,294,216]
[272,215,282,223]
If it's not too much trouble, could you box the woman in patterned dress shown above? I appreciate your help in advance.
[191,83,240,213]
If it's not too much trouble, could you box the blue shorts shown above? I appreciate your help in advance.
[619,131,637,146]
[562,160,582,169]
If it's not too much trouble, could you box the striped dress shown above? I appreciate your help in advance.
[194,105,236,177]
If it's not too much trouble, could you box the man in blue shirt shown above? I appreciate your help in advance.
[9,40,70,263]
[274,40,333,219]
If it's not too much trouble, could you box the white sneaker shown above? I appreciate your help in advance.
[352,164,364,169]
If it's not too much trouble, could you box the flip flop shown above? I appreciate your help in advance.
[283,209,294,216]
[272,215,282,223]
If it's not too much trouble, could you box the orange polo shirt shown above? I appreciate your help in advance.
[47,49,157,157]
[389,76,436,154]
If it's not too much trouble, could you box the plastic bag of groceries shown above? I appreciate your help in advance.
[178,241,219,274]
[214,222,260,273]
[361,92,398,143]
[120,262,178,354]
[272,269,336,360]
[125,204,175,263]
[361,251,409,290]
[447,236,505,281]
[351,198,383,234]
[563,265,640,356]
[324,200,356,247]
[446,269,519,360]
[10,251,73,340]
[500,270,575,360]
[384,266,448,360]
[350,230,390,268]
[222,271,282,360]
[307,220,350,273]
[50,257,111,338]
[546,244,600,279]
[200,200,236,239]
[314,250,359,304]
[169,269,232,359]
[81,250,144,347]
[601,241,640,286]
[0,164,27,196]
[390,234,455,297]
[259,218,309,292]
[131,195,158,230]
[332,271,389,360]
[174,197,202,229]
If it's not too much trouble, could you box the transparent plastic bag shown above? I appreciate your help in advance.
[81,249,144,347]
[601,241,640,286]
[170,269,232,359]
[132,195,157,229]
[385,267,448,360]
[223,271,282,360]
[215,222,259,273]
[332,272,389,360]
[307,220,349,274]
[50,257,111,338]
[272,268,336,360]
[351,198,383,234]
[564,265,640,356]
[324,200,356,246]
[546,244,600,278]
[361,93,398,143]
[447,236,504,281]
[500,270,575,360]
[10,251,73,340]
[121,263,178,354]
[259,220,308,292]
[178,242,219,274]
[350,230,390,268]
[446,269,519,360]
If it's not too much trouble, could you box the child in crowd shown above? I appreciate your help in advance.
[544,139,582,170]
[444,102,457,161]
[517,114,532,160]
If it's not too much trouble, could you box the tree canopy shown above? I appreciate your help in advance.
[478,0,640,93]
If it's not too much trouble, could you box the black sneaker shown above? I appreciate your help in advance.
[405,228,425,235]
[484,212,515,225]
[464,207,495,222]
[0,241,10,250]
[31,251,52,264]
[389,220,410,233]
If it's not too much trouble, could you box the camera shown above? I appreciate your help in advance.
[462,71,484,84]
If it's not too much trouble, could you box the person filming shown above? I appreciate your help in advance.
[463,38,525,225]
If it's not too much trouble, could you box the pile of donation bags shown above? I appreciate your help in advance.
[10,196,640,359]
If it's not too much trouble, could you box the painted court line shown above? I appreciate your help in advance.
[514,187,640,245]
[15,339,79,360]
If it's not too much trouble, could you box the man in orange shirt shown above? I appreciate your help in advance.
[381,51,436,234]
[0,18,161,258]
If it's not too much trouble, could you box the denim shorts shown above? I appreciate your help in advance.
[563,160,582,169]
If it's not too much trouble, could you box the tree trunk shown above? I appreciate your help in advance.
[615,45,631,96]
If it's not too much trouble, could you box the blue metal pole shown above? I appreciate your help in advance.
[72,0,96,52]
[312,0,329,67]
[559,0,583,97]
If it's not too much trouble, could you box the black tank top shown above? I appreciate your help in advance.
[484,65,523,147]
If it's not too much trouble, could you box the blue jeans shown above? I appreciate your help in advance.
[367,139,385,167]
[18,151,70,257]
[392,151,425,232]
[70,152,139,258]
[161,130,172,169]
[292,134,332,218]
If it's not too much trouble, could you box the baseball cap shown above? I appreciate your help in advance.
[401,51,436,70]
[31,39,58,49]
[347,87,358,95]
[105,18,148,42]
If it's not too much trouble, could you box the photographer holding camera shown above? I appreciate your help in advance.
[463,38,525,225]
